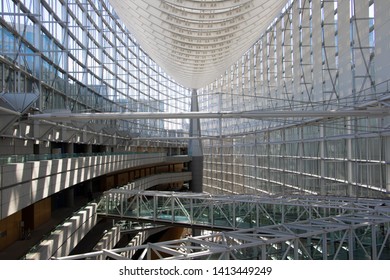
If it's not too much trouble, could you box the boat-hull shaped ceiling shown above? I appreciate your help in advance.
[109,0,287,89]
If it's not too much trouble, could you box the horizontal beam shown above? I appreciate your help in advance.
[29,108,390,121]
[0,106,21,116]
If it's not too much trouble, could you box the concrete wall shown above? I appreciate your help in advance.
[0,153,167,219]
[121,172,192,191]
[24,203,97,260]
[0,138,32,156]
[93,226,121,260]
[121,231,150,259]
[121,227,168,259]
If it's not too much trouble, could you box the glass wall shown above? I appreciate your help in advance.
[0,0,190,146]
[199,0,390,198]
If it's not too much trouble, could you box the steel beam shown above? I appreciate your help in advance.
[55,208,390,260]
[28,108,390,121]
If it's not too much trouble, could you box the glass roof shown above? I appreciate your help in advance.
[108,0,288,89]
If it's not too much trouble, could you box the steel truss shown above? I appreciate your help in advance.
[57,191,390,260]
[96,190,389,230]
[28,108,390,121]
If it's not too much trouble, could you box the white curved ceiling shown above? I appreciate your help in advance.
[109,0,287,89]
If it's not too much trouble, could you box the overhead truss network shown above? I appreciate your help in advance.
[55,190,390,260]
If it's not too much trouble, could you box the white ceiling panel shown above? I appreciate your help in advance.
[109,0,287,89]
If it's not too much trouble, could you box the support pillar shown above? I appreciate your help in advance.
[385,136,390,198]
[319,125,326,195]
[86,180,93,201]
[65,187,74,208]
[86,144,93,154]
[65,143,74,154]
[347,117,357,197]
[188,89,203,193]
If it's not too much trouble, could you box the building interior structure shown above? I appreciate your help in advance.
[0,0,389,260]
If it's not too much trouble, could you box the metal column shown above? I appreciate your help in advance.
[188,89,203,193]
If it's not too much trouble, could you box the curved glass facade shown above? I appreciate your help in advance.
[200,0,390,198]
[1,0,390,262]
[0,0,190,148]
[0,0,389,199]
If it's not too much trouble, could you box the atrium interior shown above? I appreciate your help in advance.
[0,0,389,260]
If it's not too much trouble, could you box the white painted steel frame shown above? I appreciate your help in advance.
[28,108,390,120]
[199,0,390,199]
[56,201,390,260]
[96,189,390,230]
[0,0,190,147]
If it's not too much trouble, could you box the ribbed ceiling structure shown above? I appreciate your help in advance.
[109,0,288,89]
